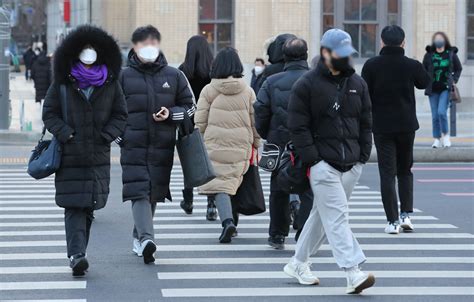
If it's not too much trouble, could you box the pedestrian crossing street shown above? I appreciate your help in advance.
[0,165,473,301]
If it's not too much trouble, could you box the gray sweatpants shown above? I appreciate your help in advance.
[294,161,366,269]
[132,198,157,242]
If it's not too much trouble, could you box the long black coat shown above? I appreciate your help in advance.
[42,25,127,210]
[119,51,196,203]
[254,60,309,147]
[362,46,430,134]
[288,60,372,166]
[31,54,52,102]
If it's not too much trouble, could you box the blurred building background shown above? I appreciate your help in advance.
[41,0,472,101]
[0,0,469,101]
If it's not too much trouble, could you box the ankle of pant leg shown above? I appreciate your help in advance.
[292,256,305,266]
[343,265,359,272]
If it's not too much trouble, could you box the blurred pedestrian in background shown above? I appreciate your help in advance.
[178,35,216,221]
[250,57,265,94]
[42,25,127,277]
[22,45,36,81]
[255,33,296,92]
[284,29,374,294]
[119,25,196,265]
[195,47,261,244]
[423,31,462,148]
[362,25,430,234]
[31,50,52,104]
[254,37,312,249]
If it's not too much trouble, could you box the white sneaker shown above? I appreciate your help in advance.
[432,139,441,148]
[442,135,451,147]
[345,266,375,294]
[132,238,142,257]
[284,260,320,285]
[384,222,400,234]
[400,216,414,232]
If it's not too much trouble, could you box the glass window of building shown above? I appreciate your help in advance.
[199,0,234,54]
[467,0,474,60]
[322,0,400,59]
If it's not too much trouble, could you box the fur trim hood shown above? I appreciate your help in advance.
[425,45,458,53]
[53,25,122,83]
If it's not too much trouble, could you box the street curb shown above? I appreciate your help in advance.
[0,131,42,144]
[368,147,474,163]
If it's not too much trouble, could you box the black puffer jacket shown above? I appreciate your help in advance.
[119,50,196,203]
[256,33,296,91]
[42,25,127,209]
[422,45,462,96]
[288,60,372,167]
[254,60,309,147]
[31,53,52,102]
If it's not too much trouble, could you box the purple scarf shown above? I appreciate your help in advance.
[70,63,108,89]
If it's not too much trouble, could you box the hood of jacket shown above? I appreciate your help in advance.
[210,77,246,95]
[127,48,168,74]
[425,45,459,53]
[53,25,122,84]
[266,33,297,64]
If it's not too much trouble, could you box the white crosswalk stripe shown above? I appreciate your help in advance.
[1,164,473,299]
[153,166,474,298]
[0,166,86,301]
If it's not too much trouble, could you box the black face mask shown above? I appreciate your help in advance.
[331,57,352,73]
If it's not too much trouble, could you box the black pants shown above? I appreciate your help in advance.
[269,173,313,237]
[64,208,94,258]
[374,132,415,223]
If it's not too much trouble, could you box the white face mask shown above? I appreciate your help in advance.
[79,48,97,65]
[34,50,40,56]
[254,65,264,75]
[137,46,159,63]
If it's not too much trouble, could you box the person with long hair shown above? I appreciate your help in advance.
[195,47,261,243]
[422,31,462,148]
[42,25,127,277]
[178,35,217,221]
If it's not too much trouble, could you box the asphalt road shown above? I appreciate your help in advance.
[0,160,473,302]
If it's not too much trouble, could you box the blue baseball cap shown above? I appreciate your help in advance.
[320,29,357,57]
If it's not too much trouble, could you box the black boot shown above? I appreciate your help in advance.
[69,253,89,277]
[180,188,193,215]
[206,196,218,221]
[219,218,236,243]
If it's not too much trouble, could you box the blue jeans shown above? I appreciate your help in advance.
[428,90,450,138]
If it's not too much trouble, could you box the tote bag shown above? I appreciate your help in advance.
[232,149,266,215]
[176,113,216,188]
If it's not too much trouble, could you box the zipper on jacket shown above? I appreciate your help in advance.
[335,82,346,164]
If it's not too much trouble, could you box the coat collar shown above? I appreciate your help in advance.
[380,46,405,56]
[284,60,309,71]
[315,58,355,79]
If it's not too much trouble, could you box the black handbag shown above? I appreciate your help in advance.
[232,149,266,215]
[276,142,310,194]
[258,142,281,172]
[27,85,67,180]
[177,113,216,188]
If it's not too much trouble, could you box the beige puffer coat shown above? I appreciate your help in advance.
[195,77,261,195]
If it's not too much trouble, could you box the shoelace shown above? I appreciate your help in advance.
[297,262,313,277]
